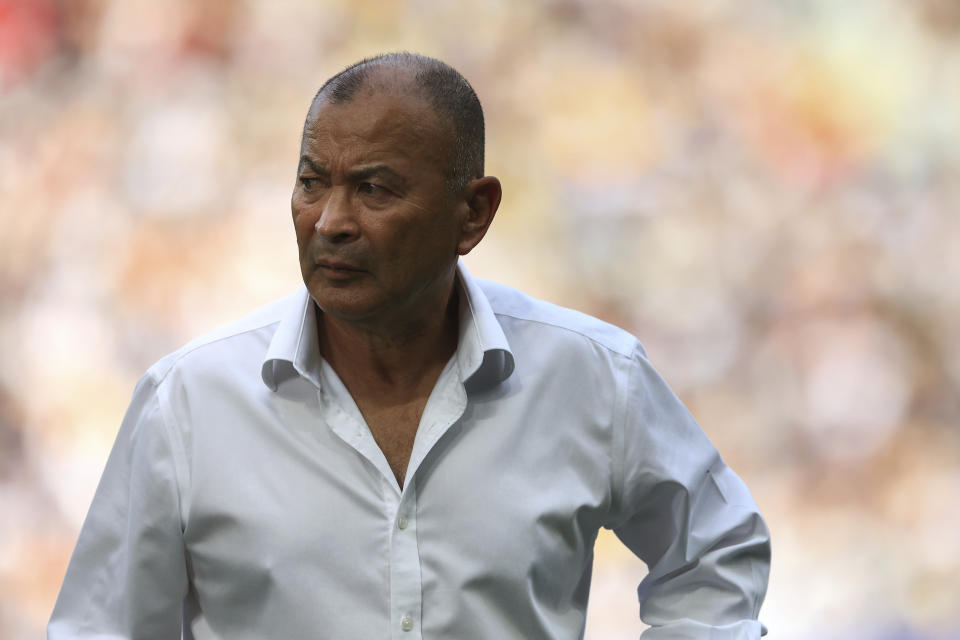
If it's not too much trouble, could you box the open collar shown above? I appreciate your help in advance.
[261,262,514,393]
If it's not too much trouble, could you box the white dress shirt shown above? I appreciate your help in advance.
[49,263,770,639]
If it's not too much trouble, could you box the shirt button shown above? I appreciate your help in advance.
[398,515,409,530]
[400,615,413,631]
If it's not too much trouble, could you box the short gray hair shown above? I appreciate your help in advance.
[312,52,485,192]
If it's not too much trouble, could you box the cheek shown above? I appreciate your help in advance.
[393,220,458,270]
[291,205,317,250]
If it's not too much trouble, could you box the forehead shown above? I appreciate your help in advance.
[302,88,450,168]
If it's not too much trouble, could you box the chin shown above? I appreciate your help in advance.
[307,286,380,322]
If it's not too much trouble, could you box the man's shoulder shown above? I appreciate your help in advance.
[475,278,640,359]
[144,289,300,384]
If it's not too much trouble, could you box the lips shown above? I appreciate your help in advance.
[314,259,367,280]
[317,260,363,271]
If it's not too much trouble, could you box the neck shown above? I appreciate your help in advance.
[317,281,460,399]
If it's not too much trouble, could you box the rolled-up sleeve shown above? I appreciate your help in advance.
[608,345,770,638]
[49,373,189,639]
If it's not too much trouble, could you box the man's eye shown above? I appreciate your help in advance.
[300,177,320,191]
[357,183,396,203]
[358,182,384,196]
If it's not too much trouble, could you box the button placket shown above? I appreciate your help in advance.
[389,481,422,639]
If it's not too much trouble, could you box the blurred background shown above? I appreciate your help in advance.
[1,0,959,637]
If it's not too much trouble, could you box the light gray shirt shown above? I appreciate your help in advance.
[50,264,770,639]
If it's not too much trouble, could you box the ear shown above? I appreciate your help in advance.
[456,176,502,256]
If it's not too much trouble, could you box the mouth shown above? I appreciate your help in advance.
[316,260,365,277]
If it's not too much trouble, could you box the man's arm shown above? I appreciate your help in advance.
[49,374,189,639]
[607,344,770,638]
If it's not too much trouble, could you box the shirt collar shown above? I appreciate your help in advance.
[261,284,323,391]
[261,262,514,393]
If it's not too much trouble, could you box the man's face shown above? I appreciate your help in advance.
[292,87,466,325]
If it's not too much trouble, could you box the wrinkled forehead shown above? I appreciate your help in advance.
[302,84,452,167]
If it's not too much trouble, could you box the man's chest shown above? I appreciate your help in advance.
[177,374,616,636]
[356,399,425,487]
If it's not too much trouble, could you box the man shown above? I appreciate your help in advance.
[50,53,770,638]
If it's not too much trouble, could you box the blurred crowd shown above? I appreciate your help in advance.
[1,0,958,638]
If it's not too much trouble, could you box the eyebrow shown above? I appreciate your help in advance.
[298,156,408,188]
[298,156,329,176]
[347,165,407,187]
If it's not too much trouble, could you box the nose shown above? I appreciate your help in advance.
[314,187,360,243]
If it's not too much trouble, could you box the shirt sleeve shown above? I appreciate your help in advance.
[48,373,189,639]
[607,344,771,638]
